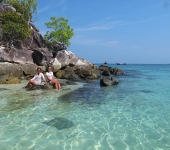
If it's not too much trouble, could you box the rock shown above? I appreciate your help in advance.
[0,62,23,82]
[99,65,124,76]
[0,78,21,84]
[0,4,16,14]
[99,65,111,71]
[0,47,34,64]
[100,77,118,86]
[56,66,80,80]
[32,48,53,66]
[27,84,53,90]
[91,69,101,79]
[18,28,44,50]
[102,70,110,76]
[52,42,66,56]
[56,70,65,78]
[0,62,46,83]
[19,64,39,76]
[99,65,111,76]
[86,76,94,80]
[0,88,9,91]
[113,68,124,75]
[75,68,91,78]
[29,22,40,32]
[55,50,72,66]
[52,58,62,72]
[65,81,78,85]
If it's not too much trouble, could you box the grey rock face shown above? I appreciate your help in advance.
[99,65,124,76]
[0,4,16,14]
[0,62,22,82]
[113,68,124,75]
[32,48,53,66]
[0,47,34,64]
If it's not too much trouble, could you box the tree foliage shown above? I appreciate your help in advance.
[2,0,38,22]
[44,17,74,47]
[0,11,31,44]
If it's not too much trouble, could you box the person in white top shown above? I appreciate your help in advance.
[46,66,61,90]
[25,67,47,88]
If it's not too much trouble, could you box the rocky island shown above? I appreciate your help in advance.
[0,3,124,86]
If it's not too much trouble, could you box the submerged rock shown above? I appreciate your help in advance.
[113,68,124,75]
[26,84,54,90]
[0,88,9,91]
[43,117,74,130]
[0,78,21,84]
[100,77,119,86]
[99,65,125,76]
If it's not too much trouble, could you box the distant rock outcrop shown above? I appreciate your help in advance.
[99,65,125,76]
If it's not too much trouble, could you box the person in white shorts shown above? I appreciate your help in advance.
[46,66,61,90]
[25,67,47,88]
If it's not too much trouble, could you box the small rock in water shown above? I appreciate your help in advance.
[43,117,74,130]
[0,88,9,91]
[27,84,53,90]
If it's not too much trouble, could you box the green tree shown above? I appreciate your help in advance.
[2,0,38,22]
[0,11,31,46]
[44,17,74,48]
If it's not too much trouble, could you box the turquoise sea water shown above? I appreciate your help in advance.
[0,64,170,150]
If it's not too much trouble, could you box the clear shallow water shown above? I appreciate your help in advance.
[0,64,170,150]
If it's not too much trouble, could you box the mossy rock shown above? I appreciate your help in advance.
[56,70,65,78]
[0,78,21,84]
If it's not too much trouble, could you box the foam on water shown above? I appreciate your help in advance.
[0,64,170,150]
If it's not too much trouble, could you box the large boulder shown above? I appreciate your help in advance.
[0,78,21,84]
[19,64,46,77]
[113,68,124,75]
[0,62,23,82]
[99,65,111,76]
[52,42,66,57]
[100,77,119,86]
[99,65,125,76]
[99,65,111,71]
[0,46,34,64]
[20,28,44,50]
[51,58,62,72]
[102,70,110,76]
[54,50,92,67]
[75,68,91,78]
[0,62,46,83]
[32,48,53,66]
[91,69,101,79]
[55,50,74,66]
[56,66,80,80]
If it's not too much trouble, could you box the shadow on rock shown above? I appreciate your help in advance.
[43,117,74,130]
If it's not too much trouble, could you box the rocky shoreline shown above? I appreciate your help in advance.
[0,4,124,87]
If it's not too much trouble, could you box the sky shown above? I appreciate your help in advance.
[34,0,170,64]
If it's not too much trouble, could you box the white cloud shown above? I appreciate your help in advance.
[120,14,170,26]
[100,40,120,47]
[72,36,119,48]
[54,0,66,7]
[38,6,49,13]
[75,18,122,31]
[62,6,67,12]
[72,36,99,46]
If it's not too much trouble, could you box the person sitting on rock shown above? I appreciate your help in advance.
[25,67,47,88]
[46,66,61,90]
